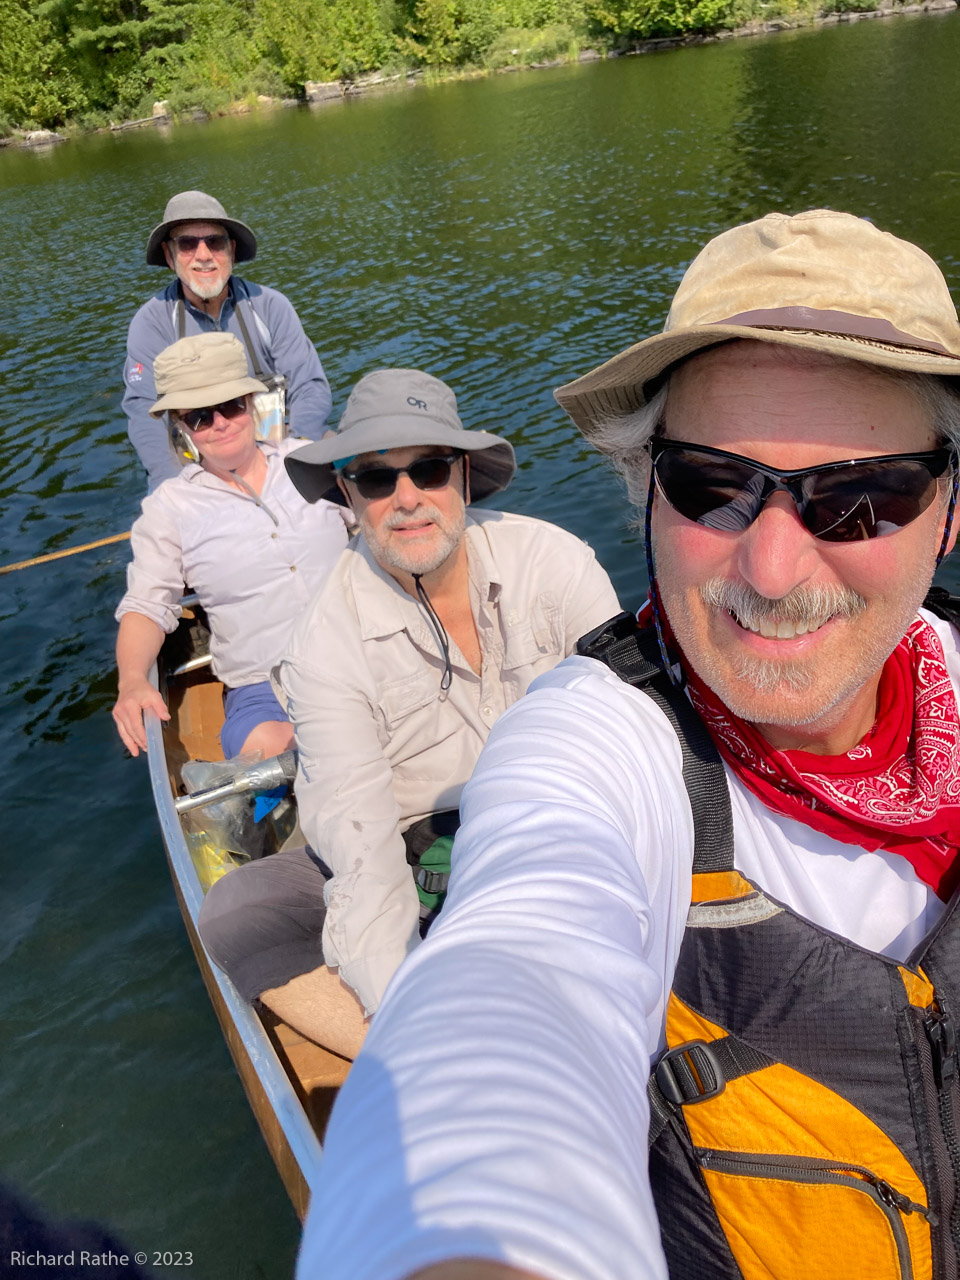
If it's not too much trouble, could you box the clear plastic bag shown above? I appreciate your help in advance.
[252,375,287,444]
[179,755,298,890]
[184,828,245,892]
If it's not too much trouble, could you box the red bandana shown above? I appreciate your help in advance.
[670,613,960,900]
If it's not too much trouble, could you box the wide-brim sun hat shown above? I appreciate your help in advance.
[146,190,257,266]
[149,333,267,417]
[555,209,960,440]
[285,368,517,505]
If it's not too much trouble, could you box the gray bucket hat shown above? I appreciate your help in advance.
[146,190,257,266]
[285,369,517,505]
[149,333,267,417]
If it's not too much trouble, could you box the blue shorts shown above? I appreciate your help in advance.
[220,681,288,759]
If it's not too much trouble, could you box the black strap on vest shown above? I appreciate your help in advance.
[924,586,960,630]
[233,303,272,381]
[648,1034,776,1144]
[577,613,735,875]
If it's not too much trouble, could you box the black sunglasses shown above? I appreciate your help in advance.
[169,233,231,255]
[175,396,249,433]
[649,437,954,543]
[340,452,462,500]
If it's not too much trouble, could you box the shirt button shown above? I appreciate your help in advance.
[271,532,278,539]
[289,565,297,572]
[482,706,492,716]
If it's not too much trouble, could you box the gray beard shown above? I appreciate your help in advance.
[179,266,229,301]
[363,501,465,577]
[699,578,868,696]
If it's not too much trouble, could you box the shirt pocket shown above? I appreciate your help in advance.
[501,592,564,672]
[379,670,439,731]
[378,670,465,792]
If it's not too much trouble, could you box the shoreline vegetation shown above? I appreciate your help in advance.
[2,0,956,148]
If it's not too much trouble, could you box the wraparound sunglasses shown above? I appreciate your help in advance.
[648,437,955,543]
[175,396,248,432]
[340,452,462,500]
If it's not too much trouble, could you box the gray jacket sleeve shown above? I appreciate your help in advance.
[248,284,332,440]
[123,296,180,491]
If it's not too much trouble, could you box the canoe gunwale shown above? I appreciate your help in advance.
[143,675,325,1206]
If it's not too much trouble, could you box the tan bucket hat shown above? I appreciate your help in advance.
[149,333,267,417]
[555,209,960,437]
[286,368,516,505]
[146,190,257,266]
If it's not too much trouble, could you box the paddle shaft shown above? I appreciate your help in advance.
[0,531,131,575]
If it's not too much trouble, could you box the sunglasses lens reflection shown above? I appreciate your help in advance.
[654,447,947,543]
[172,234,230,254]
[179,397,248,432]
[351,456,456,500]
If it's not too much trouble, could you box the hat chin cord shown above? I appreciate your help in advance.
[413,574,453,692]
[936,462,960,569]
[644,467,684,689]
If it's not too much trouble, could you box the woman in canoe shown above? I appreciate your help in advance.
[111,331,350,760]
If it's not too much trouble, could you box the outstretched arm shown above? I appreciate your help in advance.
[296,659,693,1280]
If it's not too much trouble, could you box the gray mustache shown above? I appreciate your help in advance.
[700,579,867,631]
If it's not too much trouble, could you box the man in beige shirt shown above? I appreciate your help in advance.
[199,369,620,1055]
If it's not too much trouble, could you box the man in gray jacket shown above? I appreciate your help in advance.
[123,190,332,490]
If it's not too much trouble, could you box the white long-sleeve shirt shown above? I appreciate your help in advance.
[115,438,350,688]
[295,610,959,1280]
[277,508,621,1015]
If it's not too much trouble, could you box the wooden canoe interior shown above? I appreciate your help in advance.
[160,629,351,1217]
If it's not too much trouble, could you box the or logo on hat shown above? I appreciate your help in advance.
[407,396,428,410]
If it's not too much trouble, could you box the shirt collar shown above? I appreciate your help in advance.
[349,513,497,642]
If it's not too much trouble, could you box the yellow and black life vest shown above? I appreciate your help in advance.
[578,606,960,1280]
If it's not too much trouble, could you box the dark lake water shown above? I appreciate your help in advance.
[3,12,960,1276]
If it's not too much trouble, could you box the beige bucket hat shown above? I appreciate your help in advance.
[286,368,517,505]
[149,333,267,417]
[555,209,960,438]
[146,190,257,266]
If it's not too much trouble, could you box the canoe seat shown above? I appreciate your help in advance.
[260,1009,352,1138]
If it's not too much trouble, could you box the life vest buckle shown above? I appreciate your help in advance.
[415,866,449,895]
[655,1040,726,1107]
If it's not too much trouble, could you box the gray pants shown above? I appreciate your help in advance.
[197,846,328,1001]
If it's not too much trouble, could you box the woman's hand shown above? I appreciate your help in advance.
[112,676,170,757]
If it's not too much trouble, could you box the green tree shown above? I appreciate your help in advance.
[0,0,87,126]
[586,0,733,37]
[163,0,267,113]
[37,0,201,114]
[401,0,460,66]
[255,0,393,84]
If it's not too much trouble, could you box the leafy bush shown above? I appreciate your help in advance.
[821,0,878,12]
[586,0,744,36]
[256,0,396,84]
[0,0,88,126]
[484,21,579,64]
